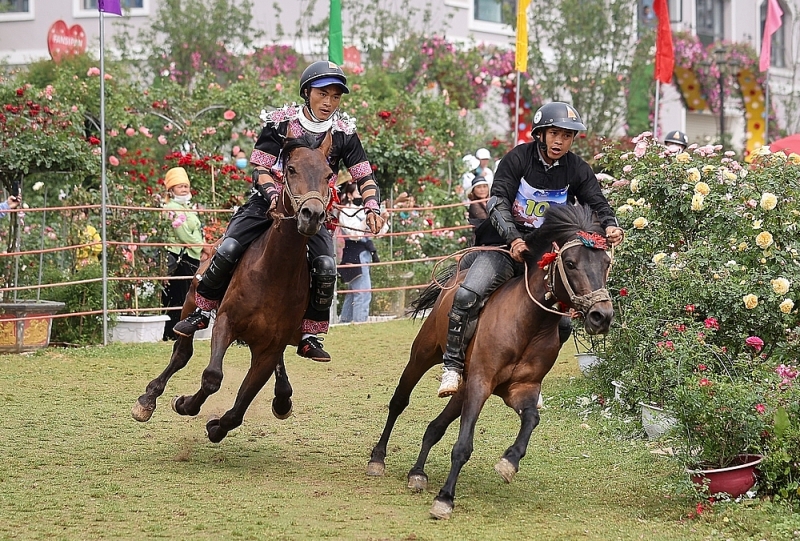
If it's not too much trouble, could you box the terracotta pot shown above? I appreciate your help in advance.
[687,454,764,497]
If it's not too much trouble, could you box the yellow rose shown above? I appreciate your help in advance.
[633,217,649,229]
[691,193,705,211]
[652,252,667,265]
[676,152,690,163]
[738,242,748,251]
[774,151,788,162]
[789,153,800,165]
[760,192,778,210]
[617,204,634,214]
[669,265,680,278]
[713,273,720,280]
[686,168,701,182]
[694,181,710,195]
[723,170,737,181]
[630,178,640,193]
[702,165,715,174]
[743,294,759,309]
[752,220,763,229]
[771,277,791,295]
[626,198,637,205]
[635,198,645,206]
[780,299,795,314]
[756,231,774,249]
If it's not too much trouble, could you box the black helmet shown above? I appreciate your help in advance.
[531,102,587,135]
[299,61,350,97]
[664,130,689,147]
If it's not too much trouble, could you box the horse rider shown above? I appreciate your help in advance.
[663,129,689,152]
[174,60,384,362]
[437,101,624,398]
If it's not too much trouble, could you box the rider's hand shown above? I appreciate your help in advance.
[365,210,385,235]
[510,238,528,263]
[606,226,624,247]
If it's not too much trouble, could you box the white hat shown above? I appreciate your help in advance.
[475,148,491,160]
[462,154,480,171]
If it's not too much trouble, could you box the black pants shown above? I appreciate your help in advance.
[196,194,334,325]
[162,254,200,340]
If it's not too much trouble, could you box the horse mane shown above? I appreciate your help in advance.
[282,133,323,159]
[521,204,605,266]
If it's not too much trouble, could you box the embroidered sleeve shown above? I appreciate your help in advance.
[250,149,276,168]
[251,121,287,169]
[338,132,380,206]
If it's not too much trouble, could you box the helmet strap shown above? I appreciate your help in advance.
[302,88,338,124]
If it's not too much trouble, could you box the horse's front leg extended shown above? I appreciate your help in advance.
[131,336,194,422]
[430,384,491,520]
[495,387,541,483]
[271,354,293,419]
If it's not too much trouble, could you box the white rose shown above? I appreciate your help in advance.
[771,277,791,295]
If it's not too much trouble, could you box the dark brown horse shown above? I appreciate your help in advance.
[131,132,334,441]
[366,204,614,519]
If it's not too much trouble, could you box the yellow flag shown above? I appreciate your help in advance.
[515,0,531,72]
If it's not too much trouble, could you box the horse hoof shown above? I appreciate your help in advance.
[494,457,517,483]
[407,473,428,492]
[131,400,153,422]
[271,398,292,420]
[429,499,453,520]
[171,395,183,414]
[206,416,226,443]
[366,461,385,477]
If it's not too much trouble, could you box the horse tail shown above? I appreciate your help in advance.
[409,263,458,319]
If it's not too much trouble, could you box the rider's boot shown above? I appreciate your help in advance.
[296,255,337,362]
[173,237,243,337]
[297,333,331,362]
[438,288,478,397]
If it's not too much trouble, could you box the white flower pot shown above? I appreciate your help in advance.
[111,315,170,343]
[611,380,626,404]
[640,402,678,439]
[575,353,602,376]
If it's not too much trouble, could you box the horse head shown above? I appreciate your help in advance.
[526,204,614,335]
[280,131,334,236]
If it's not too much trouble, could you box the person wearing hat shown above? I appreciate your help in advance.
[663,130,689,152]
[435,102,624,398]
[172,61,384,363]
[467,176,490,225]
[161,167,210,340]
[475,147,494,185]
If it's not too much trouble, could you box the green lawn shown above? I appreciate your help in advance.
[0,319,796,540]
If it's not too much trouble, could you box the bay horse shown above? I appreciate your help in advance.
[131,132,333,442]
[366,204,614,519]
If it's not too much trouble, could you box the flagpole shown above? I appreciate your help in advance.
[514,73,521,144]
[764,70,770,145]
[653,80,660,136]
[99,9,109,345]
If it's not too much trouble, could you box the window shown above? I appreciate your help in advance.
[695,0,724,46]
[74,0,146,18]
[474,0,515,25]
[82,0,143,8]
[761,0,787,68]
[0,0,29,12]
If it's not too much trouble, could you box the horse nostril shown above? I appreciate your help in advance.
[300,207,316,221]
[588,307,613,329]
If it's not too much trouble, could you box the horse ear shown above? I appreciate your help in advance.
[320,130,333,157]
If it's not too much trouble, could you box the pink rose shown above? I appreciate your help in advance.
[125,127,136,136]
[104,73,113,80]
[118,147,127,156]
[86,67,101,77]
[223,110,236,121]
[109,129,118,137]
[108,156,119,166]
[158,135,167,145]
[139,126,152,137]
[745,336,764,352]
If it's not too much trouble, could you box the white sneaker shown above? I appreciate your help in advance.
[437,368,462,398]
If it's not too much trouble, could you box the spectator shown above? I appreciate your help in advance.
[232,146,248,170]
[337,182,378,323]
[475,147,494,185]
[664,130,689,152]
[0,194,20,219]
[161,167,211,340]
[459,154,480,200]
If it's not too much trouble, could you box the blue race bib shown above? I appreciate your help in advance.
[512,179,568,229]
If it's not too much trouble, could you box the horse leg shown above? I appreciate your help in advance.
[367,316,441,477]
[131,335,194,422]
[406,392,465,492]
[495,385,542,483]
[430,383,492,520]
[171,313,234,417]
[271,354,293,420]
[206,350,279,443]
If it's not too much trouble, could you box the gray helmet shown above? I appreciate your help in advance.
[531,102,587,136]
[299,61,350,97]
[664,130,689,147]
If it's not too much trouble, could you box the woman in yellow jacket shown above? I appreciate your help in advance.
[162,167,210,340]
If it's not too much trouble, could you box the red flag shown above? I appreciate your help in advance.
[653,0,674,84]
[760,0,784,71]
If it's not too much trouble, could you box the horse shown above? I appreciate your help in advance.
[131,132,334,442]
[365,204,614,520]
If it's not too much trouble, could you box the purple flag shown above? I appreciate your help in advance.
[98,0,122,16]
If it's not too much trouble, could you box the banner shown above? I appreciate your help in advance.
[760,0,784,72]
[329,0,344,65]
[653,0,674,84]
[98,0,122,16]
[515,0,531,72]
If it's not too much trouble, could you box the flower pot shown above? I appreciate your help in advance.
[640,402,678,439]
[111,315,170,343]
[575,353,601,376]
[0,300,66,353]
[687,454,764,497]
[611,380,626,404]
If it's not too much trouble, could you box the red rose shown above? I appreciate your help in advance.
[619,287,628,297]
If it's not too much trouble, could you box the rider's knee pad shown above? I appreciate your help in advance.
[310,255,337,312]
[451,286,480,319]
[558,315,573,345]
[202,237,244,290]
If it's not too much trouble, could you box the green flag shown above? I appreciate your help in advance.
[329,0,343,65]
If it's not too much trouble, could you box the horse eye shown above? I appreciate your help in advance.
[286,165,296,175]
[565,260,577,270]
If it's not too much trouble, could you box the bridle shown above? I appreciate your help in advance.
[527,232,612,317]
[275,148,333,221]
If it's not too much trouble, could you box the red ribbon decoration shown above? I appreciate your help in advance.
[576,231,608,250]
[537,251,558,269]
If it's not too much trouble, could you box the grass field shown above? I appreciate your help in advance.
[0,319,797,540]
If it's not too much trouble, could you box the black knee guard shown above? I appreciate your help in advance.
[443,286,481,372]
[201,237,244,290]
[310,255,337,311]
[558,315,573,345]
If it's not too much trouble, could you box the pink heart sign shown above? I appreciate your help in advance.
[47,20,87,63]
